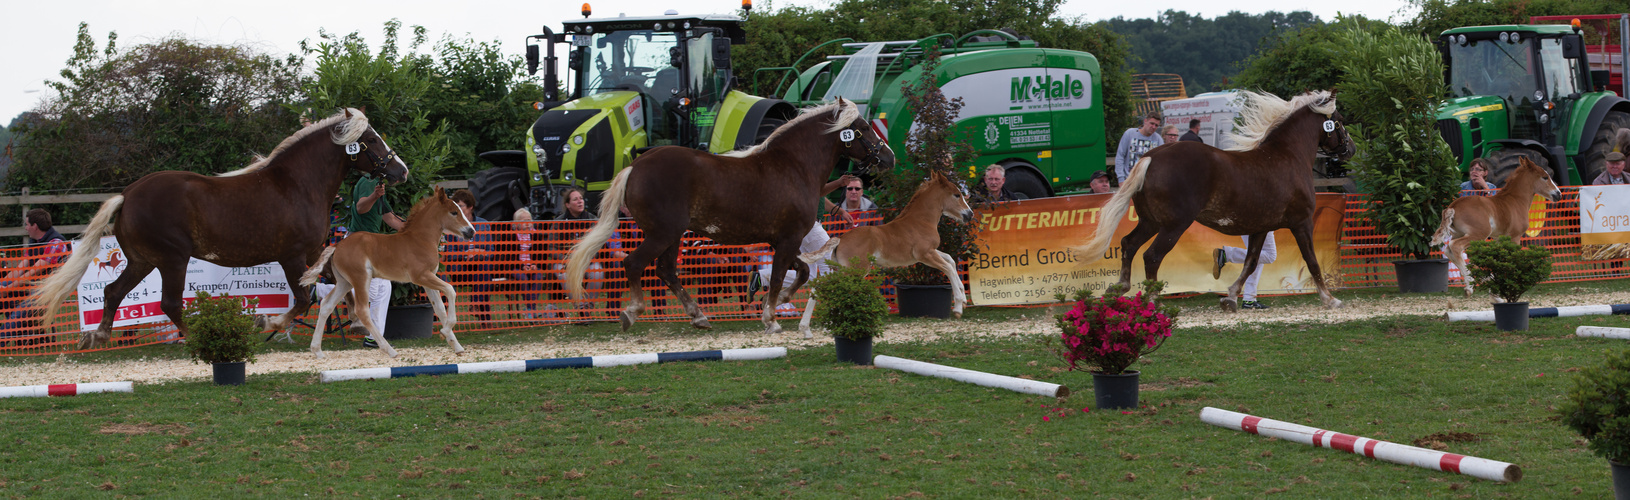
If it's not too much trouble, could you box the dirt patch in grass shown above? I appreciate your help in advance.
[1411,432,1482,450]
[98,422,190,435]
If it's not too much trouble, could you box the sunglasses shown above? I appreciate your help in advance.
[845,187,864,191]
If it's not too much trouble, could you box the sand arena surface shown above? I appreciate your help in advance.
[3,286,1622,388]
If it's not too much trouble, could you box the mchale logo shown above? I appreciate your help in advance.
[1010,75,1086,102]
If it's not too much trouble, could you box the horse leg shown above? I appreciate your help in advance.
[153,259,193,343]
[781,259,810,304]
[759,243,799,335]
[309,275,352,359]
[418,276,464,355]
[1137,225,1188,301]
[619,239,669,332]
[261,258,311,338]
[926,249,967,318]
[798,297,816,339]
[654,244,710,329]
[84,258,156,349]
[1110,221,1159,297]
[343,270,397,358]
[1224,233,1268,312]
[1289,223,1343,309]
[1448,236,1477,298]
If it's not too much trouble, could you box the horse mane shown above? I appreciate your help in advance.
[405,192,446,219]
[723,99,858,158]
[218,108,370,177]
[1222,90,1336,152]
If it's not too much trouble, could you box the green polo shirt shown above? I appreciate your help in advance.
[349,176,393,234]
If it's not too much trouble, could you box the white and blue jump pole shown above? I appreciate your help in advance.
[320,347,787,383]
[1445,304,1630,322]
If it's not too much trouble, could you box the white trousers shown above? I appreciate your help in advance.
[1223,233,1278,301]
[758,222,831,288]
[314,277,391,332]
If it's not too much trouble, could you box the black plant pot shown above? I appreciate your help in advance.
[895,283,952,319]
[212,361,246,386]
[1493,301,1530,331]
[1092,370,1140,410]
[384,303,435,340]
[834,336,874,365]
[1611,460,1630,500]
[1392,259,1449,293]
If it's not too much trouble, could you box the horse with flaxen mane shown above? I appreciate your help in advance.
[795,171,975,337]
[32,109,408,349]
[1431,156,1561,299]
[1076,90,1355,311]
[300,187,474,358]
[563,98,895,334]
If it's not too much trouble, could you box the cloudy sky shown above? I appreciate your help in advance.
[0,0,1416,123]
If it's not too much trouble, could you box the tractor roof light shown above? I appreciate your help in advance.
[742,0,752,11]
[1572,18,1582,30]
[581,3,592,18]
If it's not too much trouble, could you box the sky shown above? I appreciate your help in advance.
[0,0,1417,124]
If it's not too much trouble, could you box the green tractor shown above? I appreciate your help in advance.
[1435,15,1630,186]
[474,6,796,221]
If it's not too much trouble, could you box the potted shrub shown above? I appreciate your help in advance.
[809,258,890,365]
[181,292,259,386]
[1558,349,1630,499]
[1056,280,1176,410]
[1465,235,1551,331]
[1335,26,1462,293]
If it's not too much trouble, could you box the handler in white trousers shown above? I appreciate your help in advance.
[313,277,391,337]
[1212,232,1277,309]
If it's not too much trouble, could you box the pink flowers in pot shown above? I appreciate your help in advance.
[1057,280,1177,375]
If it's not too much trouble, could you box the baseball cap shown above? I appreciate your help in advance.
[1608,151,1625,162]
[1090,170,1110,181]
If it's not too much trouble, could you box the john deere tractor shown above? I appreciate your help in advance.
[474,5,796,221]
[1435,16,1630,185]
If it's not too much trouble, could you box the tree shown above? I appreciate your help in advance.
[1231,16,1393,101]
[424,34,548,178]
[1106,10,1322,95]
[1405,0,1629,40]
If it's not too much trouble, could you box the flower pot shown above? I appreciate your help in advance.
[212,361,246,386]
[1392,259,1449,293]
[1091,370,1140,410]
[894,283,952,319]
[834,336,874,365]
[1493,301,1529,331]
[1612,460,1630,500]
[384,303,435,340]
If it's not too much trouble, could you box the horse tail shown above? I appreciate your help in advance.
[566,167,633,299]
[31,195,124,323]
[299,246,337,287]
[1075,157,1150,260]
[1433,208,1456,245]
[800,236,843,265]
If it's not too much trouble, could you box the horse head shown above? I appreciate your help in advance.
[1514,156,1563,202]
[1316,102,1357,162]
[926,170,975,223]
[829,97,896,174]
[424,186,476,240]
[332,108,410,184]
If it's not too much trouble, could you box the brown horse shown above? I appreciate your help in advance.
[796,171,975,337]
[563,98,895,334]
[1431,156,1561,299]
[1077,90,1355,311]
[300,187,474,358]
[32,109,408,349]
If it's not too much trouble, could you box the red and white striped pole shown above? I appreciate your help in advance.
[0,381,134,398]
[1199,407,1522,483]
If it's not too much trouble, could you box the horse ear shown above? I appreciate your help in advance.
[344,108,353,119]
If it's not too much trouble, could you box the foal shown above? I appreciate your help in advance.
[1432,156,1561,298]
[300,187,475,358]
[797,171,975,336]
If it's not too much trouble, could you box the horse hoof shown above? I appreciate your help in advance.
[765,323,784,335]
[1220,298,1238,313]
[691,317,713,330]
[952,310,963,319]
[253,315,268,330]
[313,350,326,360]
[619,312,635,332]
[799,326,813,339]
[1327,298,1344,309]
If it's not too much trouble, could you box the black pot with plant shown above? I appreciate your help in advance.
[1560,349,1630,499]
[1465,235,1551,331]
[385,285,435,340]
[181,292,259,386]
[809,258,889,365]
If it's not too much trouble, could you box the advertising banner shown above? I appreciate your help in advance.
[969,193,1345,306]
[73,236,294,331]
[1578,185,1630,261]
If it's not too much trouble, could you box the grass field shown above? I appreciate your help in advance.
[3,280,1629,497]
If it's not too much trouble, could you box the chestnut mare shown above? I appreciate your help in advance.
[563,98,896,334]
[1431,156,1561,298]
[796,171,975,337]
[33,109,409,349]
[1078,90,1355,311]
[299,187,475,358]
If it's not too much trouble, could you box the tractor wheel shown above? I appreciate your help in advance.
[1487,148,1554,186]
[469,167,529,222]
[1577,110,1630,184]
[1001,163,1049,200]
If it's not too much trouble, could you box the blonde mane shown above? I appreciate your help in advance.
[723,98,859,158]
[219,108,370,177]
[1222,90,1336,152]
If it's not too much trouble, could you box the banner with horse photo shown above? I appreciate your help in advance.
[73,236,294,331]
[969,193,1345,305]
[1579,185,1630,261]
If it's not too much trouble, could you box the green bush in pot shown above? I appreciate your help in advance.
[181,292,259,365]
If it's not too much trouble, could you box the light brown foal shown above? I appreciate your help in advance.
[797,171,975,337]
[1432,156,1561,298]
[299,187,475,358]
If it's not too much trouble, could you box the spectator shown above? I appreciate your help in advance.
[1160,125,1181,144]
[839,177,878,212]
[1114,114,1164,183]
[1180,119,1204,143]
[1460,158,1500,196]
[552,187,601,318]
[1088,170,1115,194]
[2,208,69,340]
[511,208,545,319]
[972,164,1021,204]
[448,189,497,323]
[1593,151,1627,185]
[1211,233,1277,310]
[556,187,597,221]
[314,175,402,347]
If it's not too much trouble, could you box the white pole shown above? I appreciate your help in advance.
[1199,407,1521,483]
[1577,326,1630,339]
[873,355,1068,398]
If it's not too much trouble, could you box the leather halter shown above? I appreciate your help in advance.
[1320,114,1353,159]
[347,136,400,177]
[841,125,888,168]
